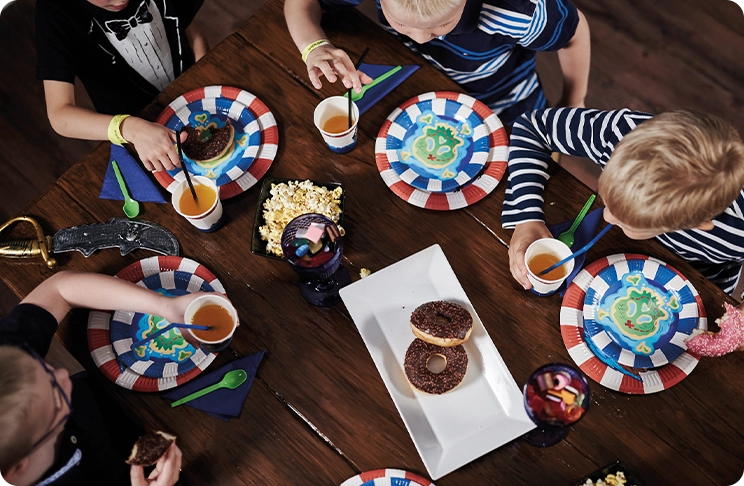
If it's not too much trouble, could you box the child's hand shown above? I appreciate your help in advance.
[159,292,210,325]
[508,221,553,290]
[305,44,373,92]
[121,117,187,172]
[130,442,182,486]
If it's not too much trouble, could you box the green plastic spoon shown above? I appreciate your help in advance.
[557,194,596,248]
[170,369,247,408]
[111,160,140,218]
[344,65,402,102]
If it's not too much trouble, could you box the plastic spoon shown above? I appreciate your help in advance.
[557,194,596,247]
[131,322,211,349]
[344,65,402,102]
[170,369,248,408]
[111,160,140,218]
[538,223,614,276]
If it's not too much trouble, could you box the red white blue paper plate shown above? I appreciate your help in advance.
[340,469,434,486]
[384,95,490,192]
[159,97,261,185]
[376,92,508,210]
[108,268,219,378]
[155,86,278,199]
[87,256,222,392]
[561,254,707,394]
[583,257,699,368]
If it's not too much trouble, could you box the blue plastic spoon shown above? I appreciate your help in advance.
[585,333,642,382]
[538,224,614,276]
[131,322,211,349]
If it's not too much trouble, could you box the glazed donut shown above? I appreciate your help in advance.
[404,339,468,395]
[410,301,473,347]
[181,119,235,163]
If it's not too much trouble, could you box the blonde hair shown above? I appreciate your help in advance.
[598,111,744,232]
[0,347,38,473]
[386,0,463,18]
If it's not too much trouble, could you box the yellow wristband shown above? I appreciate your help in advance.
[108,114,130,146]
[301,39,330,63]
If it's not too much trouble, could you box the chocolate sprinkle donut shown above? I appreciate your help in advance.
[410,301,473,346]
[404,339,468,395]
[126,431,176,466]
[182,119,234,161]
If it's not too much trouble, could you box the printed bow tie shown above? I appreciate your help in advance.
[104,0,153,41]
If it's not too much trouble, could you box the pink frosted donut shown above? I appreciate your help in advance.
[686,303,744,357]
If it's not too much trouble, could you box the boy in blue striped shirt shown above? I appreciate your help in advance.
[285,0,590,125]
[503,108,744,296]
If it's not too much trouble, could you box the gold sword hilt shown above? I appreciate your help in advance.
[0,216,57,269]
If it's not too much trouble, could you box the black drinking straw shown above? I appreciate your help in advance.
[348,47,370,129]
[176,127,198,201]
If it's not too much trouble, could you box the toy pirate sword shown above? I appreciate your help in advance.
[0,216,179,269]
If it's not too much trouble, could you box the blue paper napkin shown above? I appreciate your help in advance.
[162,350,265,421]
[100,144,167,203]
[355,63,420,115]
[548,207,605,296]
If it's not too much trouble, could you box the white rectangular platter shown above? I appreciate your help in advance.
[339,244,534,480]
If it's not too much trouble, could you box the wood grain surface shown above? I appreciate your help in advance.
[1,0,743,484]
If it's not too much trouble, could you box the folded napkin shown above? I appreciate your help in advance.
[162,350,265,421]
[355,63,420,115]
[548,207,604,296]
[100,144,167,203]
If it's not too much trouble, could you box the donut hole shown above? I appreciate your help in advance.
[426,354,448,374]
[434,313,452,326]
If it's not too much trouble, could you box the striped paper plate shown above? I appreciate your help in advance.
[87,256,222,392]
[583,257,699,368]
[385,95,490,192]
[340,469,434,486]
[155,86,278,199]
[376,92,508,210]
[561,254,706,394]
[109,270,217,378]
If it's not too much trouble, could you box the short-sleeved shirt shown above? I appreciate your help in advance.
[502,108,744,295]
[319,0,579,125]
[36,0,203,115]
[0,304,140,486]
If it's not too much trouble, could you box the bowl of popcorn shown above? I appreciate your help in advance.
[251,178,344,259]
[574,461,643,486]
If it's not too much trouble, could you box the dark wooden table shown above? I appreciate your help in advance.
[2,0,743,484]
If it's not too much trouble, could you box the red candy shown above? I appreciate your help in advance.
[527,369,588,424]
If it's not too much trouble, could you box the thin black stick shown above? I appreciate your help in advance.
[176,127,198,201]
[348,47,370,129]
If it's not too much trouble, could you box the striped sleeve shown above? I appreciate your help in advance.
[501,108,653,228]
[318,0,361,9]
[517,0,578,50]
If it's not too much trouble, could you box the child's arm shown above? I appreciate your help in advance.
[502,108,653,289]
[186,23,209,62]
[21,271,201,326]
[43,80,184,172]
[284,0,372,92]
[518,1,591,108]
[556,10,591,108]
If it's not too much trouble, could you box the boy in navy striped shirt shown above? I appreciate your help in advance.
[285,0,590,125]
[503,108,744,296]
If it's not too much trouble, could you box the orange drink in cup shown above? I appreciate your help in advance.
[524,238,574,296]
[171,176,223,232]
[313,96,359,154]
[184,294,238,353]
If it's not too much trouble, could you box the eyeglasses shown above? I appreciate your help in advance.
[20,344,73,458]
